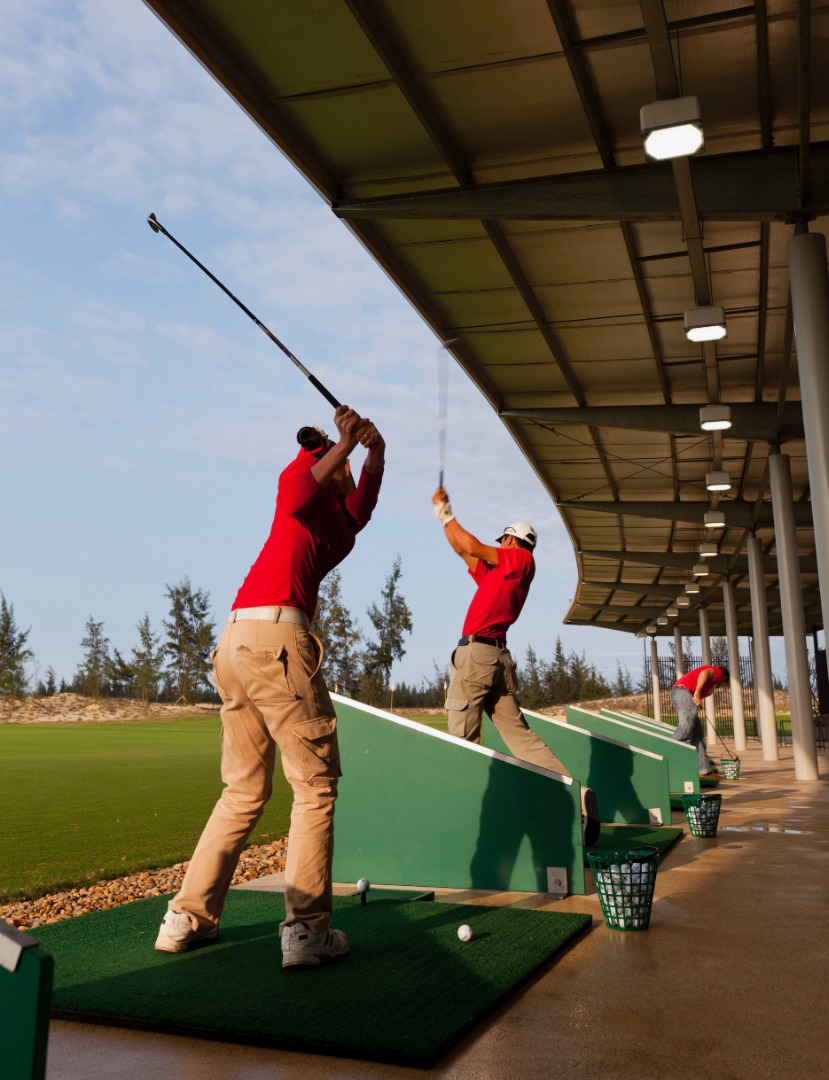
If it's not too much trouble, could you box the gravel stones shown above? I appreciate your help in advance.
[0,836,287,931]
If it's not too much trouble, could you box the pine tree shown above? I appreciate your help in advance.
[710,636,728,665]
[76,616,110,699]
[163,577,215,702]
[106,647,135,698]
[610,662,634,696]
[518,645,544,708]
[0,593,34,700]
[131,614,166,705]
[310,570,363,697]
[360,556,413,704]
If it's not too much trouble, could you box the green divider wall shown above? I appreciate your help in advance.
[605,709,675,735]
[332,697,585,895]
[567,707,700,797]
[484,710,671,826]
[0,921,53,1080]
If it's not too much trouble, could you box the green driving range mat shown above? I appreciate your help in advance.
[34,891,592,1068]
[587,823,683,863]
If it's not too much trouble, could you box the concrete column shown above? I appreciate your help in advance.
[787,231,829,638]
[747,536,779,760]
[722,579,747,751]
[650,636,662,723]
[698,607,717,747]
[769,451,820,780]
[674,626,684,677]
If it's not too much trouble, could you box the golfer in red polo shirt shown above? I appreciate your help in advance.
[671,664,729,778]
[156,405,384,968]
[432,487,600,844]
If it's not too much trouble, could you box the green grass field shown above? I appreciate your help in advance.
[0,718,293,905]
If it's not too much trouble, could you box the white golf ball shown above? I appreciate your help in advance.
[457,924,473,942]
[357,877,369,893]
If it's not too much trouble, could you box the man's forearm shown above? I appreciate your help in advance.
[443,517,469,556]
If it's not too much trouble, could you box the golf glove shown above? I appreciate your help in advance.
[433,500,455,526]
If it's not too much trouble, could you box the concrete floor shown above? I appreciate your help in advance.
[44,741,828,1079]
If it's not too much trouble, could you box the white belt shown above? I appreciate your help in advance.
[229,606,310,629]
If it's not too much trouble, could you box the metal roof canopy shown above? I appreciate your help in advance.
[142,0,828,640]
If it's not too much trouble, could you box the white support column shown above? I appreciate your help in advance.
[698,608,717,747]
[674,627,684,677]
[650,636,662,723]
[769,451,820,780]
[722,579,747,751]
[747,536,780,760]
[787,231,829,638]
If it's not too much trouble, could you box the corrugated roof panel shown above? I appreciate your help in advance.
[144,0,823,636]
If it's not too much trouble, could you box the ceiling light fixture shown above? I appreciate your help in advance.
[667,606,679,617]
[685,306,727,342]
[646,624,658,634]
[685,581,701,594]
[676,595,691,607]
[693,562,710,577]
[657,615,668,625]
[698,541,718,557]
[706,470,732,491]
[640,96,704,160]
[699,404,732,431]
[704,510,727,529]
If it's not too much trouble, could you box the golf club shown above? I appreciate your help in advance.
[437,337,458,488]
[147,213,341,409]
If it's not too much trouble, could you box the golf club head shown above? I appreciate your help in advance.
[147,212,161,233]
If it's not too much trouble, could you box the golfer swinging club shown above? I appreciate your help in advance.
[156,405,384,968]
[432,487,600,845]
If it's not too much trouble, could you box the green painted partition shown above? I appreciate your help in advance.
[604,709,675,735]
[0,921,53,1080]
[567,706,699,797]
[485,710,671,827]
[332,697,585,895]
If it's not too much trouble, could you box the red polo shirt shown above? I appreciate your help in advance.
[674,665,725,697]
[232,448,383,619]
[461,547,535,640]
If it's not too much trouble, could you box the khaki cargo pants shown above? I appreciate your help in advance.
[169,618,340,935]
[447,639,564,772]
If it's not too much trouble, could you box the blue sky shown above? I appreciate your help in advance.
[2,0,783,691]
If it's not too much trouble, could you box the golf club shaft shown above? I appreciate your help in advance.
[437,339,455,489]
[147,214,340,408]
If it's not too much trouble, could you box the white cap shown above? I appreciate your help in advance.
[497,522,537,550]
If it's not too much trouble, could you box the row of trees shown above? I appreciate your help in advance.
[1,579,217,705]
[0,560,417,707]
[2,560,640,709]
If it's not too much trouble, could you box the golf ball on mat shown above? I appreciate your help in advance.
[357,877,369,893]
[457,924,473,942]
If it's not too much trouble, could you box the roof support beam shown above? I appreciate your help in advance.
[557,499,812,529]
[580,549,816,576]
[333,145,829,222]
[501,402,804,441]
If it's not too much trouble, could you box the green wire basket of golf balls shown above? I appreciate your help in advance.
[720,755,741,779]
[586,845,660,931]
[681,792,722,837]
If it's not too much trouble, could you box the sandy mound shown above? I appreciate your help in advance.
[0,692,219,724]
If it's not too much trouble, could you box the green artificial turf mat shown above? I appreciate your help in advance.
[587,823,683,862]
[34,891,592,1068]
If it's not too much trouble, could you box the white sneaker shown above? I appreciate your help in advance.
[154,910,218,953]
[281,922,349,968]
